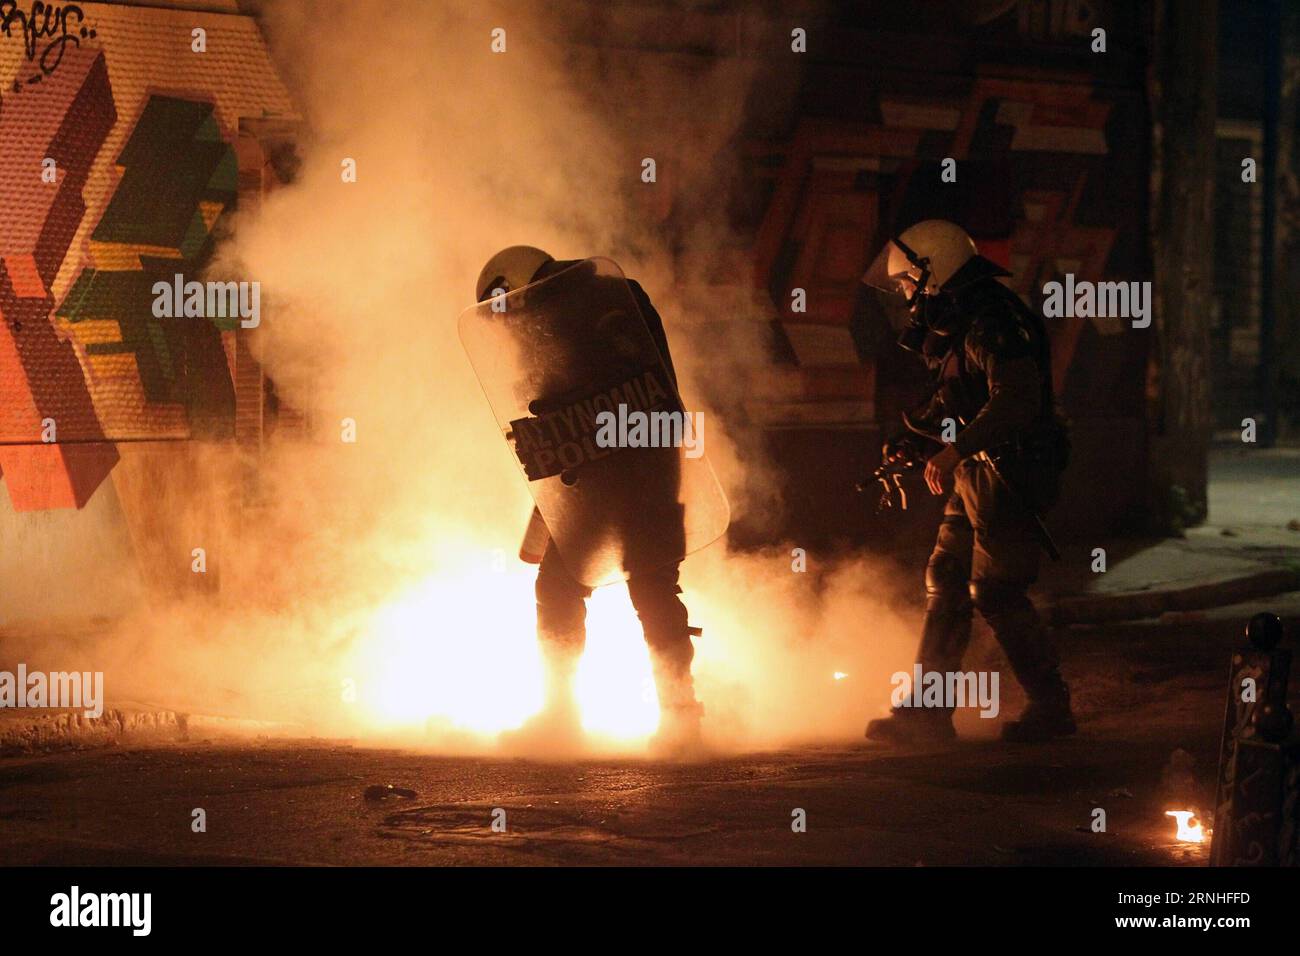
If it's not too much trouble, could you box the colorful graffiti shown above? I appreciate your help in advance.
[0,2,294,510]
[58,95,239,434]
[0,43,117,509]
[750,61,1145,426]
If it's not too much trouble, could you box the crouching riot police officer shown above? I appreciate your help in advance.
[862,221,1074,745]
[470,246,704,757]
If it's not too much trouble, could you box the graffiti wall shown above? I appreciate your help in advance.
[718,0,1151,543]
[0,0,294,512]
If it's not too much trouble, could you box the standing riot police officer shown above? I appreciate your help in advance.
[862,221,1075,745]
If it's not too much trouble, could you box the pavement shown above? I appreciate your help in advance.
[0,447,1296,865]
[1035,446,1300,626]
[1035,525,1300,626]
[0,739,1216,866]
[0,595,1258,865]
[0,599,1232,867]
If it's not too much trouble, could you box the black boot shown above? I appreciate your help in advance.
[649,658,707,759]
[1001,690,1076,743]
[498,645,585,755]
[864,707,956,746]
[511,547,592,755]
[867,553,970,747]
[971,580,1076,743]
[631,570,705,759]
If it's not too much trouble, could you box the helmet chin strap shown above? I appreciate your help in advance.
[478,275,508,302]
[891,236,932,311]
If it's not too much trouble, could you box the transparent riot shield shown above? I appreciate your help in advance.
[458,258,730,587]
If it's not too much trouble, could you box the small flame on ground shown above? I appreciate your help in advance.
[1165,810,1206,843]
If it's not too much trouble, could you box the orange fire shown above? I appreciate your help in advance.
[343,555,659,744]
[1165,810,1206,843]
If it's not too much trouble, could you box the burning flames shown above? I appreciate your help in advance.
[1165,810,1206,844]
[343,555,659,744]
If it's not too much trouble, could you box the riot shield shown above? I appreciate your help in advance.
[458,258,729,587]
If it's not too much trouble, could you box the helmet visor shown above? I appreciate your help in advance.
[862,238,920,297]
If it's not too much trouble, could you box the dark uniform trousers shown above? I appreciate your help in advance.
[919,457,1067,707]
[535,540,694,707]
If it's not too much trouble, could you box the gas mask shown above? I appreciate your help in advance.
[898,303,962,369]
[889,237,961,367]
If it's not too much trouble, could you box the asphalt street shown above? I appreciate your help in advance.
[0,608,1258,866]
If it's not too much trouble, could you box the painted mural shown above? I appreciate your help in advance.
[0,1,294,511]
[752,51,1146,427]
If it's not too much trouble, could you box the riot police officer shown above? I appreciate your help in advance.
[862,221,1074,745]
[473,247,702,756]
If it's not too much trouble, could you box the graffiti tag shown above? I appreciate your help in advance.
[1,1,95,85]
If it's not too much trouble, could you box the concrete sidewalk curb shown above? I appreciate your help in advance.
[0,708,184,756]
[0,707,294,757]
[1039,568,1300,627]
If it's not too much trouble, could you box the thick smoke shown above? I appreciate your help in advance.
[15,0,920,751]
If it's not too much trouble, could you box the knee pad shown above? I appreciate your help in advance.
[626,574,690,660]
[636,599,690,652]
[536,558,588,605]
[969,578,1029,615]
[627,571,686,620]
[535,565,588,640]
[925,552,969,604]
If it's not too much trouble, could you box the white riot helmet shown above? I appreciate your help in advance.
[475,245,554,303]
[862,220,978,300]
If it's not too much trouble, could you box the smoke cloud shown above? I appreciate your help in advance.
[9,0,919,752]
